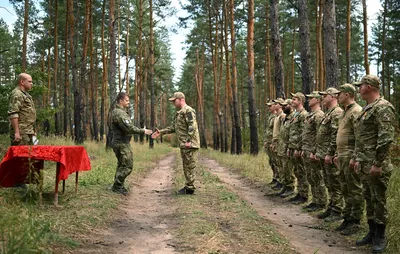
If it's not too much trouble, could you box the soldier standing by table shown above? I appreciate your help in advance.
[152,92,200,195]
[315,87,344,222]
[351,75,396,253]
[333,84,363,236]
[302,91,328,212]
[287,92,309,204]
[8,73,36,146]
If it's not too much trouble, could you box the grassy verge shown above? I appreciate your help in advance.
[172,154,293,253]
[201,148,400,253]
[0,135,172,253]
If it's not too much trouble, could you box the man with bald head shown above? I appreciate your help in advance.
[8,73,36,146]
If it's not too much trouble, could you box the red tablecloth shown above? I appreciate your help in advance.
[0,146,91,187]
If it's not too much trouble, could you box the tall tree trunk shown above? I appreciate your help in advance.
[68,0,82,143]
[117,0,122,92]
[90,3,98,141]
[318,0,325,90]
[298,0,313,104]
[323,0,339,88]
[381,0,388,98]
[107,0,117,148]
[346,0,351,82]
[100,0,107,141]
[22,0,29,72]
[270,0,285,98]
[81,0,91,141]
[207,0,219,150]
[247,0,258,155]
[125,2,130,97]
[361,0,369,74]
[53,0,60,135]
[64,0,70,137]
[222,0,234,153]
[195,48,208,148]
[149,0,155,149]
[230,0,242,154]
[291,24,295,93]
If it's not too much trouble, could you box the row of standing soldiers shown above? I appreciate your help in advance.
[263,75,397,254]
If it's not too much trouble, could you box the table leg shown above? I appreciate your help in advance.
[39,169,43,206]
[62,180,65,194]
[54,162,60,206]
[75,172,79,193]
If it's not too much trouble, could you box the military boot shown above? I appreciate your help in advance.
[356,219,376,246]
[111,185,128,195]
[341,220,361,236]
[303,202,317,210]
[275,186,287,196]
[177,186,195,195]
[272,182,283,190]
[308,204,325,212]
[335,219,350,231]
[324,210,342,222]
[291,195,308,205]
[269,178,278,185]
[280,187,295,198]
[372,223,386,253]
[317,208,331,219]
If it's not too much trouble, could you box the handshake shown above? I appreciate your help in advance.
[143,127,161,139]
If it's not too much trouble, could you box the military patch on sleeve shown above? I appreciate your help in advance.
[187,112,193,121]
[124,119,131,125]
[381,112,392,122]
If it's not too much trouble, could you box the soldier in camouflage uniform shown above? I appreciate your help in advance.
[333,84,363,235]
[264,101,278,186]
[351,75,396,253]
[276,99,296,198]
[111,92,152,195]
[270,99,285,191]
[302,91,328,211]
[315,87,344,222]
[152,92,200,195]
[287,92,309,204]
[8,73,36,146]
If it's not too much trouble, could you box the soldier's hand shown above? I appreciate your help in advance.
[151,129,161,139]
[287,149,290,157]
[294,150,300,157]
[13,132,21,143]
[333,156,338,165]
[185,142,191,148]
[301,151,305,157]
[349,158,356,169]
[144,129,153,135]
[353,161,360,174]
[324,155,333,164]
[370,165,382,177]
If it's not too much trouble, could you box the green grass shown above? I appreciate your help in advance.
[202,147,400,253]
[172,154,292,253]
[0,135,173,253]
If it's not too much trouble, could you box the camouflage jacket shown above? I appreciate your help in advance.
[8,87,36,135]
[277,111,294,156]
[111,105,144,145]
[272,111,285,146]
[354,97,396,167]
[315,105,343,159]
[264,113,276,145]
[336,102,362,157]
[288,108,308,151]
[160,104,200,149]
[302,108,324,153]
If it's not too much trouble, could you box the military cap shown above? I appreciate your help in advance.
[306,91,321,99]
[353,75,381,89]
[338,83,357,94]
[273,98,285,104]
[169,92,185,101]
[265,99,274,106]
[281,99,293,106]
[290,92,305,103]
[319,87,340,96]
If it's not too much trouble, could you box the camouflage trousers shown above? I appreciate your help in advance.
[10,133,34,146]
[113,143,134,189]
[303,152,328,206]
[266,147,279,182]
[181,148,198,191]
[321,160,344,213]
[359,161,392,225]
[338,156,364,221]
[289,149,309,198]
[279,155,295,189]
